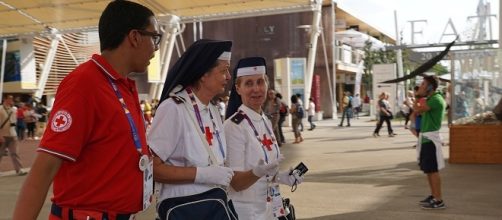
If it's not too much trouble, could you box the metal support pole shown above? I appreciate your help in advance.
[35,34,61,99]
[0,39,7,102]
[153,15,181,100]
[320,28,334,114]
[331,0,338,119]
[394,10,405,113]
[61,37,79,65]
[304,0,322,110]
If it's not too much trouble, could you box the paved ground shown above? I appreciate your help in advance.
[1,117,501,220]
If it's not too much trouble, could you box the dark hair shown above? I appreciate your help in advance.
[291,95,298,103]
[295,93,302,98]
[99,0,154,51]
[423,75,439,91]
[276,93,283,99]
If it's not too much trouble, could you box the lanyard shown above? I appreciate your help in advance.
[239,110,279,163]
[185,87,225,159]
[91,58,146,154]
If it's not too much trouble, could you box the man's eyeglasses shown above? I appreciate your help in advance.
[136,30,162,47]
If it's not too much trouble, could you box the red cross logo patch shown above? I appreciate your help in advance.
[51,110,72,132]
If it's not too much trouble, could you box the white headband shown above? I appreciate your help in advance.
[236,66,266,77]
[218,51,231,61]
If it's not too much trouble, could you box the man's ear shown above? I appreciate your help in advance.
[127,30,140,48]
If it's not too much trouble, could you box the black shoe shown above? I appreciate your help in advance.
[421,198,445,210]
[347,124,351,127]
[338,124,343,127]
[419,195,434,205]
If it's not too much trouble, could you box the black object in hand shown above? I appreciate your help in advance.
[290,162,308,176]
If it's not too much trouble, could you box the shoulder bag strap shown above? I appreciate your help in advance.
[0,111,13,129]
[181,100,219,165]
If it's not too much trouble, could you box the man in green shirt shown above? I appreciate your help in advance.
[414,75,446,210]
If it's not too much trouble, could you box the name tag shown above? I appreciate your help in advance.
[268,184,286,217]
[140,155,153,211]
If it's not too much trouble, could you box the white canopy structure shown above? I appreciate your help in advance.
[335,29,385,50]
[0,0,320,100]
[0,0,316,38]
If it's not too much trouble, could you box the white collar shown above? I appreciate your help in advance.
[178,88,209,112]
[239,104,264,121]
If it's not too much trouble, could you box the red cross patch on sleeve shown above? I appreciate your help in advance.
[51,110,73,132]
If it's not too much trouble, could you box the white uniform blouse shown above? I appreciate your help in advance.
[224,105,281,220]
[148,88,227,201]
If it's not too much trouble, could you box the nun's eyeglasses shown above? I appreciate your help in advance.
[137,30,162,47]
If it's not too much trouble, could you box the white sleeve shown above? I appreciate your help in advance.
[147,99,183,161]
[223,120,247,171]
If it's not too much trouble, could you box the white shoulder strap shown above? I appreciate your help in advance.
[181,100,219,165]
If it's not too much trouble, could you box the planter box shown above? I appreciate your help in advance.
[449,124,502,164]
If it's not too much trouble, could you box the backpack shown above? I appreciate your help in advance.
[347,96,353,108]
[296,104,304,118]
[279,102,289,116]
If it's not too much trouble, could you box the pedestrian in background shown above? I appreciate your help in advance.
[290,95,304,143]
[351,93,361,119]
[296,93,304,131]
[264,89,281,146]
[338,91,352,127]
[373,92,396,137]
[307,97,316,130]
[276,93,288,144]
[0,95,27,176]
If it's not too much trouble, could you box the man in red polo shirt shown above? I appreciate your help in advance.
[13,1,160,219]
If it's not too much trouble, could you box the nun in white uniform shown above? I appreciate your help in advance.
[148,39,236,220]
[224,57,304,220]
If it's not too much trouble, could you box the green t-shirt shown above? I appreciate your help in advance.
[421,92,446,143]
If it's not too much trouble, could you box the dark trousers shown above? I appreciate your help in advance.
[339,108,351,126]
[374,115,393,134]
[308,115,315,129]
[278,115,286,143]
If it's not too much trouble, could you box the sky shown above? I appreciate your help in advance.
[336,0,499,45]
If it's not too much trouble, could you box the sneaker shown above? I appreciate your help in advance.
[419,195,434,205]
[421,198,445,210]
[373,133,379,138]
[16,171,28,176]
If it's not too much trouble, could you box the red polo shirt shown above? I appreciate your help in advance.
[38,54,147,213]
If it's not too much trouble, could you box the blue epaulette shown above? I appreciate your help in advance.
[231,112,245,124]
[170,96,185,104]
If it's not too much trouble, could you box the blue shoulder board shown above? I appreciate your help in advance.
[231,112,245,124]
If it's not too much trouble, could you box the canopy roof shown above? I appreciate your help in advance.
[0,0,314,38]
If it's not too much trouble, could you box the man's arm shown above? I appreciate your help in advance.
[414,99,431,114]
[13,152,62,220]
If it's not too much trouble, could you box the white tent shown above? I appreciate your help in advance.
[335,29,385,50]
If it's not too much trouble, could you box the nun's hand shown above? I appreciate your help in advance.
[195,166,234,187]
[252,156,283,177]
[276,169,304,186]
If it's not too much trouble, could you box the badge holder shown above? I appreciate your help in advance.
[268,183,286,218]
[139,154,153,211]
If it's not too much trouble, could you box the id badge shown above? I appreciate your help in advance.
[142,156,154,211]
[268,184,286,217]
